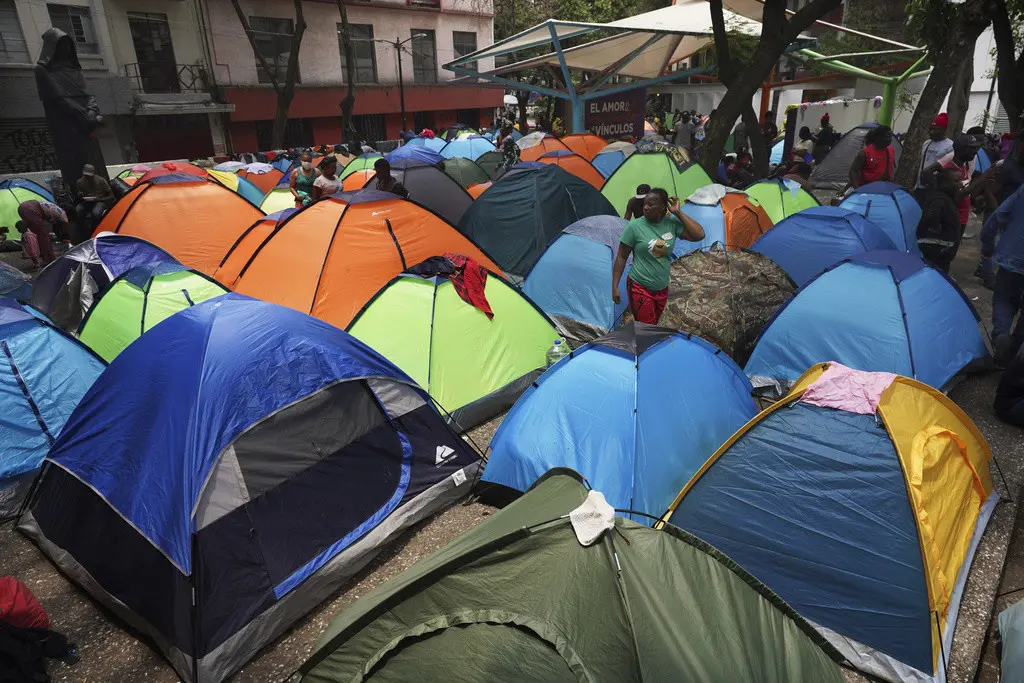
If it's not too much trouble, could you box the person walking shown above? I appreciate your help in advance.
[17,200,67,269]
[917,167,964,273]
[673,113,694,151]
[310,156,341,201]
[914,113,954,196]
[289,152,320,208]
[497,123,521,175]
[611,188,705,324]
[981,184,1024,365]
[849,125,895,188]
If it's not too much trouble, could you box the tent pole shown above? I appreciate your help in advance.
[572,95,586,133]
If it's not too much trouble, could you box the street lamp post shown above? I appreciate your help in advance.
[360,33,427,133]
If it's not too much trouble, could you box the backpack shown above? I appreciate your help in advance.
[0,578,48,630]
[0,622,78,682]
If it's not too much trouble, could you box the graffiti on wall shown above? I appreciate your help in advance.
[0,122,60,174]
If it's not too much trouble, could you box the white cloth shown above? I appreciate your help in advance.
[687,183,743,206]
[313,175,341,195]
[569,490,616,546]
[242,162,275,175]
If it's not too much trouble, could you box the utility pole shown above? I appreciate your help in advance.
[366,34,425,133]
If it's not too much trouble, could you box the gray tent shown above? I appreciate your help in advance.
[366,158,473,226]
[808,122,904,191]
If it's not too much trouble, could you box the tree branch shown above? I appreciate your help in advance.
[783,0,843,44]
[708,0,734,85]
[229,0,281,92]
[987,0,1023,123]
[285,0,306,90]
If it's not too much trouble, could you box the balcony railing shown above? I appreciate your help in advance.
[124,63,210,94]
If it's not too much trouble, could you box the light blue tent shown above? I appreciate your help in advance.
[385,144,443,166]
[769,139,784,165]
[483,323,756,520]
[0,299,104,517]
[523,215,629,342]
[751,206,897,286]
[592,141,636,178]
[839,181,923,253]
[440,136,496,161]
[404,137,447,153]
[745,250,989,393]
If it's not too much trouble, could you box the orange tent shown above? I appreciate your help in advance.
[560,134,607,161]
[215,191,502,329]
[241,168,285,194]
[519,137,571,162]
[136,161,207,184]
[467,181,491,198]
[680,187,774,254]
[95,176,263,276]
[537,151,605,189]
[343,169,376,191]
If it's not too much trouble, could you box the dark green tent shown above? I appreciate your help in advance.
[299,470,846,683]
[440,157,490,188]
[476,149,504,180]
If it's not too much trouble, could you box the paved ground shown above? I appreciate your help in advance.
[1,217,1022,682]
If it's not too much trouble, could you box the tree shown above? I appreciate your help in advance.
[230,0,306,149]
[336,0,358,146]
[986,0,1024,128]
[892,0,992,188]
[701,0,844,177]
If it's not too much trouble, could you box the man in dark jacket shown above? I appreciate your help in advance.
[996,343,1024,428]
[917,167,963,272]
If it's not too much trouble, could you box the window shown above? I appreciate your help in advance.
[0,0,28,63]
[47,4,98,54]
[452,31,476,72]
[255,117,312,151]
[456,109,480,129]
[249,16,298,85]
[351,114,385,142]
[410,29,436,84]
[337,23,376,83]
[413,111,435,132]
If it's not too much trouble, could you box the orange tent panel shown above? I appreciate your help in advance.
[519,138,571,162]
[560,134,608,161]
[538,153,605,189]
[240,168,285,194]
[720,193,774,249]
[95,179,264,276]
[343,169,376,191]
[215,194,502,329]
[467,182,491,198]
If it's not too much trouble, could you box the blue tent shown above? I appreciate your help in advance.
[483,323,756,519]
[407,136,447,153]
[592,142,636,178]
[272,157,294,174]
[440,136,496,161]
[0,177,54,202]
[751,206,897,286]
[839,181,922,253]
[745,250,990,393]
[523,215,629,342]
[385,144,443,166]
[458,164,618,277]
[976,147,992,172]
[31,233,178,332]
[19,294,481,683]
[0,262,31,299]
[0,299,104,517]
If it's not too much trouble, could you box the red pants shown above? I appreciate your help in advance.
[627,277,668,325]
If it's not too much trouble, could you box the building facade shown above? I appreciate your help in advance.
[0,0,498,170]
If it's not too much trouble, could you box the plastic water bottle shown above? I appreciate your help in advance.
[545,339,567,368]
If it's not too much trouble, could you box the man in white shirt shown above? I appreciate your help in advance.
[915,112,954,192]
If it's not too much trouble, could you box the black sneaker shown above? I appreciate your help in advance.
[994,333,1014,366]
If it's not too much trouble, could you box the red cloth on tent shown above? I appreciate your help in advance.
[0,578,49,629]
[444,252,493,319]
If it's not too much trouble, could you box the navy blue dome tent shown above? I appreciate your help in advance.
[19,295,481,683]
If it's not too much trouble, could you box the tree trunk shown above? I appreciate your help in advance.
[700,55,778,176]
[271,0,306,149]
[336,0,357,144]
[946,41,975,135]
[987,0,1023,129]
[516,88,531,132]
[743,105,768,178]
[893,0,990,188]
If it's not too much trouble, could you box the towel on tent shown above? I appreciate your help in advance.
[408,255,494,319]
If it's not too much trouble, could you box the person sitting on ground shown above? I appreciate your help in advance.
[849,125,895,188]
[917,167,964,273]
[624,184,651,220]
[783,161,813,187]
[74,163,113,238]
[995,342,1024,428]
[611,188,705,325]
[374,158,409,199]
[793,126,816,159]
[726,151,755,188]
[17,200,67,270]
[289,152,320,208]
[982,184,1024,365]
[310,156,341,201]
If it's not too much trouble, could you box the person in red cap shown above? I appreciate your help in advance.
[914,112,954,194]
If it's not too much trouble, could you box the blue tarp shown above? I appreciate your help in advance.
[0,300,103,484]
[751,206,898,286]
[839,181,923,253]
[770,140,784,165]
[45,294,415,574]
[385,144,443,166]
[440,136,496,161]
[668,401,932,673]
[484,326,756,519]
[745,251,989,389]
[523,215,630,338]
[976,148,992,173]
[458,165,618,277]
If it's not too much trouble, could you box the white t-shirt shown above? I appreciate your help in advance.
[915,138,954,188]
[313,175,341,195]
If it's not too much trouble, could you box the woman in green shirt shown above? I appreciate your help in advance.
[290,152,320,208]
[611,188,705,324]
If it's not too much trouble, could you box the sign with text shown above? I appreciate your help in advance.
[584,88,646,140]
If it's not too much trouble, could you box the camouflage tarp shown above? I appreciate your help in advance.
[662,244,795,365]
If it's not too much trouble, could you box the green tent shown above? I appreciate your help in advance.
[1,179,53,240]
[476,150,504,180]
[259,185,294,213]
[744,178,821,224]
[339,154,383,180]
[348,266,559,429]
[299,470,846,683]
[601,153,712,216]
[78,262,228,361]
[440,157,490,188]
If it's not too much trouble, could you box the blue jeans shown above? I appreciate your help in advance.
[993,268,1024,345]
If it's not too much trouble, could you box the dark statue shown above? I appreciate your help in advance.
[35,28,109,189]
